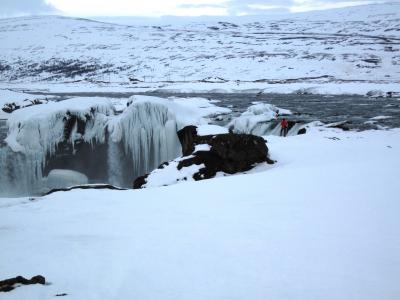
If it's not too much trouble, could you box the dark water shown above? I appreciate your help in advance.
[4,92,400,131]
[144,92,400,130]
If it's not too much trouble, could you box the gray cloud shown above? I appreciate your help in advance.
[226,0,291,15]
[0,0,57,17]
[177,0,291,15]
[178,4,226,9]
[0,0,397,18]
[178,0,384,16]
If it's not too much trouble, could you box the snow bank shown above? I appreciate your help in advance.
[1,128,399,299]
[0,89,50,120]
[149,81,400,97]
[143,156,205,188]
[168,96,232,124]
[196,124,229,136]
[45,169,89,191]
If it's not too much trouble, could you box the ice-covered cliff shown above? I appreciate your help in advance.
[0,96,229,196]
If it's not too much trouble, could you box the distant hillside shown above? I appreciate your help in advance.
[0,3,399,87]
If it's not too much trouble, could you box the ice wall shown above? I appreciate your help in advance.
[108,99,181,182]
[0,97,183,196]
[0,98,114,196]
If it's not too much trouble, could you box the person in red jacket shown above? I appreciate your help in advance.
[280,118,288,137]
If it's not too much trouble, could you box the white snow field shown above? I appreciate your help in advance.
[0,2,399,95]
[1,127,399,300]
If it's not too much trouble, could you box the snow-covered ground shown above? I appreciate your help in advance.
[1,2,400,298]
[1,127,399,300]
[0,2,399,95]
[0,89,52,119]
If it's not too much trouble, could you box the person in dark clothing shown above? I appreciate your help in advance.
[280,118,288,137]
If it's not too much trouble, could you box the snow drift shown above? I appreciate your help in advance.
[1,127,400,300]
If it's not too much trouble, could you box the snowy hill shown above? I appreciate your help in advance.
[0,3,399,94]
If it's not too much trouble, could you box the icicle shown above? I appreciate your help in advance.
[108,99,181,181]
[107,136,124,187]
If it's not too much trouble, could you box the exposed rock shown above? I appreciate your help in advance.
[298,128,307,135]
[1,102,20,113]
[45,184,126,196]
[134,126,274,188]
[133,174,148,189]
[63,111,90,139]
[0,275,45,292]
[177,125,197,156]
[287,120,297,131]
[1,99,47,114]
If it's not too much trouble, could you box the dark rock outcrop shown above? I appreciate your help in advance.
[0,275,45,292]
[133,174,148,189]
[133,126,274,189]
[177,125,197,156]
[287,120,297,132]
[297,128,307,135]
[45,184,126,196]
[2,99,47,114]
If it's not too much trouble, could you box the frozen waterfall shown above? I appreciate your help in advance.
[0,97,182,197]
[108,100,181,185]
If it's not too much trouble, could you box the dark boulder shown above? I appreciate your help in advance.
[133,174,148,189]
[177,125,197,156]
[195,133,270,174]
[0,275,46,292]
[287,120,296,131]
[2,99,47,114]
[297,128,307,135]
[2,102,20,114]
[134,126,274,188]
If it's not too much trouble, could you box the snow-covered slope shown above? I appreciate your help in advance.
[1,127,399,299]
[0,3,399,94]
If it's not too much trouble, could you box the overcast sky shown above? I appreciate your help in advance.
[0,0,391,17]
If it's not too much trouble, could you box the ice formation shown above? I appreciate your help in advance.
[228,103,300,136]
[0,95,233,196]
[45,169,89,191]
[108,98,182,183]
[5,97,114,154]
[0,98,114,196]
